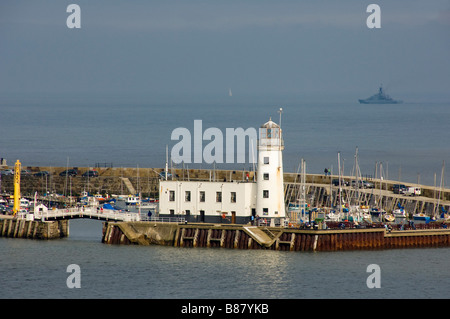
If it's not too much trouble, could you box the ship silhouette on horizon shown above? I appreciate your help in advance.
[359,86,403,104]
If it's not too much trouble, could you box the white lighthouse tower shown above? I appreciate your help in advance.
[256,115,286,226]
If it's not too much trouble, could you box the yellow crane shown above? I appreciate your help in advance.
[12,160,21,216]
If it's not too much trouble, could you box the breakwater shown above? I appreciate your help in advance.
[102,221,450,251]
[0,216,68,239]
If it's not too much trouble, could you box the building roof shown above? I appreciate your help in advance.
[260,118,280,129]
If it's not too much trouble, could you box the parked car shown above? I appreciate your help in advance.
[403,186,421,196]
[361,181,374,189]
[21,169,32,176]
[34,171,50,177]
[392,184,407,194]
[59,169,78,177]
[351,180,374,189]
[0,169,14,176]
[159,172,173,180]
[332,179,349,186]
[82,170,99,177]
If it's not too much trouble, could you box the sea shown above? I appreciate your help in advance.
[1,95,450,186]
[1,219,450,301]
[1,95,450,302]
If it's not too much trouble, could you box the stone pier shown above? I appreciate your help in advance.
[0,215,68,239]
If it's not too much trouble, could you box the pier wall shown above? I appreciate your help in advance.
[0,217,68,240]
[101,221,450,251]
[102,221,179,245]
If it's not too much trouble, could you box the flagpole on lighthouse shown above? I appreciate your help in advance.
[278,107,283,129]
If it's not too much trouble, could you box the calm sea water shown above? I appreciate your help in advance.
[1,219,449,299]
[1,96,449,186]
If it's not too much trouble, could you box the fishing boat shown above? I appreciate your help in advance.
[326,210,341,221]
[359,86,402,104]
[125,195,140,205]
[369,208,385,216]
[413,213,430,221]
[94,193,106,202]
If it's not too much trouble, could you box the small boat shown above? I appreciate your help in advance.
[363,214,373,223]
[125,195,140,205]
[369,208,386,216]
[393,203,407,218]
[94,193,106,201]
[393,209,407,218]
[326,211,341,221]
[346,213,364,223]
[413,213,430,221]
[20,198,30,208]
[139,199,158,210]
[383,213,395,222]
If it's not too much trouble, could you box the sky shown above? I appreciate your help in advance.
[0,0,449,101]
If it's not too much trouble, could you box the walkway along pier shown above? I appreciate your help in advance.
[0,207,139,240]
[101,221,450,251]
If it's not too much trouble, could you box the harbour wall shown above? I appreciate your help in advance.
[3,166,450,215]
[0,215,69,240]
[3,165,450,199]
[102,221,450,251]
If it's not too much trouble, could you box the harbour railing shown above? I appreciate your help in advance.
[140,215,186,223]
[25,207,141,222]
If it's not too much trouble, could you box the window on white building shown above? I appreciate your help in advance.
[185,191,191,202]
[231,192,236,203]
[263,190,269,198]
[216,191,222,202]
[263,208,269,215]
[169,191,175,201]
[264,157,269,164]
[263,173,269,180]
[199,191,205,202]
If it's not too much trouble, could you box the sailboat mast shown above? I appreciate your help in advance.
[435,160,445,218]
[338,152,342,215]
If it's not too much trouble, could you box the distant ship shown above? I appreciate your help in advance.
[359,86,402,104]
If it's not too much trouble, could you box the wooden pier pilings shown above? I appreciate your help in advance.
[0,217,68,240]
[101,221,450,252]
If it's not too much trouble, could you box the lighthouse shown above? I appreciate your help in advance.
[256,117,286,226]
[159,111,287,225]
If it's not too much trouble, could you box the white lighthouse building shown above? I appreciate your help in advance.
[256,118,286,224]
[158,116,286,226]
